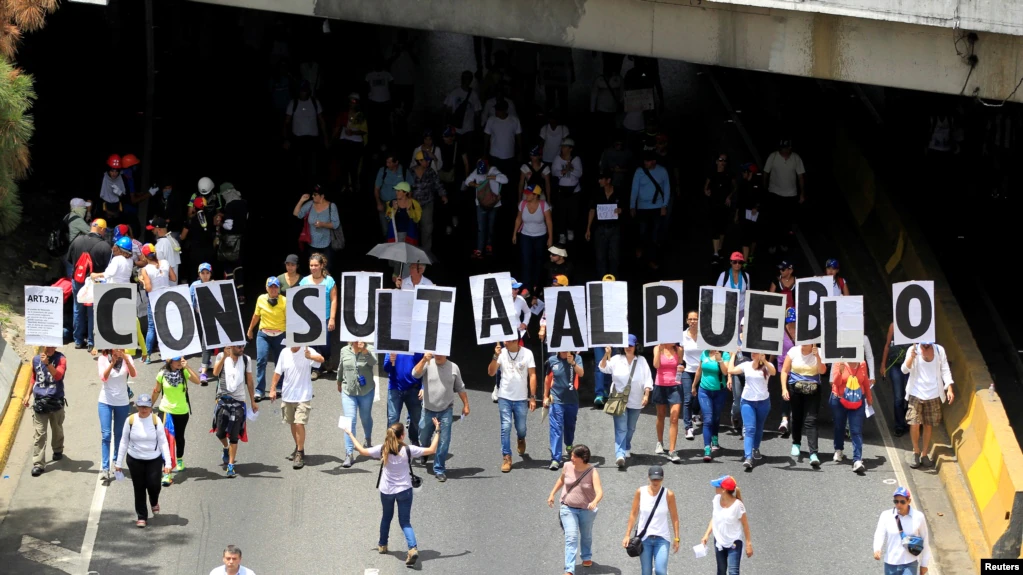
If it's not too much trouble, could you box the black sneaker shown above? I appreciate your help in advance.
[753,448,763,460]
[286,448,297,461]
[52,452,63,461]
[743,458,753,471]
[436,473,447,482]
[74,342,87,350]
[31,466,43,477]
[419,456,428,466]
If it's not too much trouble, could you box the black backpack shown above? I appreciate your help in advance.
[47,214,79,257]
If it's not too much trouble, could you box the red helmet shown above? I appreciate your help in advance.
[106,154,122,169]
[121,153,140,169]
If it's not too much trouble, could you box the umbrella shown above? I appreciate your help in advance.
[367,242,436,265]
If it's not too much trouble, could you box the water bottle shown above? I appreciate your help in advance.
[989,383,996,400]
[675,365,683,384]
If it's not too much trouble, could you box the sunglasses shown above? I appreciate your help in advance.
[731,260,743,265]
[893,499,908,505]
[717,158,727,162]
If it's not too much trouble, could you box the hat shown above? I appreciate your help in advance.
[113,224,130,239]
[169,356,182,362]
[70,198,91,209]
[91,218,108,230]
[193,197,206,209]
[529,145,542,157]
[779,138,792,148]
[627,334,638,347]
[198,262,212,273]
[476,159,488,175]
[648,465,665,480]
[135,394,154,408]
[525,184,542,196]
[785,307,796,324]
[141,243,156,257]
[442,125,456,137]
[561,138,575,147]
[394,181,412,194]
[777,260,793,270]
[510,278,523,289]
[741,162,758,174]
[414,150,426,161]
[348,92,360,101]
[146,216,168,230]
[602,274,616,281]
[919,341,935,346]
[285,254,300,265]
[548,245,568,258]
[893,486,911,499]
[552,275,569,287]
[266,276,281,288]
[422,128,433,138]
[730,252,745,262]
[219,182,236,194]
[825,258,840,269]
[597,171,613,181]
[711,475,737,491]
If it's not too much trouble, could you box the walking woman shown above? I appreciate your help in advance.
[344,421,440,569]
[775,308,796,436]
[114,394,171,528]
[652,342,684,464]
[700,475,753,575]
[139,243,177,365]
[338,340,377,468]
[880,322,910,437]
[599,335,653,469]
[694,349,731,462]
[151,356,201,485]
[623,465,680,575]
[97,348,135,480]
[293,185,340,274]
[781,342,827,468]
[548,445,603,574]
[275,254,302,295]
[299,253,338,379]
[680,310,701,437]
[512,183,553,295]
[724,352,776,470]
[519,145,552,202]
[831,358,873,473]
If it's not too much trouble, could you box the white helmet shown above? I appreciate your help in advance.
[197,177,215,195]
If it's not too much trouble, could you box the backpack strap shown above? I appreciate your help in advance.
[637,487,666,539]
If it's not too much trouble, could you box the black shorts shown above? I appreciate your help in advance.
[709,205,730,237]
[652,384,683,406]
[215,404,244,443]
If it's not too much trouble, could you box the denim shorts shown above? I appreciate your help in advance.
[651,384,682,405]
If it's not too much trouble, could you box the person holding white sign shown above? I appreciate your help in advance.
[781,344,827,468]
[880,322,910,437]
[97,349,135,480]
[725,351,776,471]
[413,352,469,482]
[270,346,324,470]
[398,262,433,290]
[716,253,750,318]
[140,243,177,365]
[544,350,583,470]
[338,341,377,469]
[651,343,684,464]
[829,360,872,473]
[298,253,337,379]
[189,263,216,382]
[774,308,797,437]
[599,335,653,469]
[901,342,954,469]
[247,277,287,401]
[488,339,537,473]
[680,310,701,437]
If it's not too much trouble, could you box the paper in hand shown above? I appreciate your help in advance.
[114,470,125,481]
[338,415,353,431]
[865,402,875,419]
[246,403,259,422]
[693,544,708,558]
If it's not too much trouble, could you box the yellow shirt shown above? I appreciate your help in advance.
[255,293,286,331]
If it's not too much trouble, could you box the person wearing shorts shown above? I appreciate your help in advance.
[652,344,684,464]
[901,342,955,470]
[212,345,258,478]
[271,346,324,470]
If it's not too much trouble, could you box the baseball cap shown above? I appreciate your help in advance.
[741,162,758,174]
[779,138,792,148]
[414,150,426,161]
[825,258,840,269]
[70,198,91,209]
[893,486,911,498]
[91,218,108,230]
[510,278,523,289]
[442,125,456,137]
[602,274,616,281]
[648,465,664,480]
[113,224,130,239]
[285,254,300,265]
[348,92,360,101]
[525,184,543,196]
[627,334,638,347]
[394,181,412,194]
[168,356,183,362]
[552,275,569,287]
[561,138,575,147]
[476,159,488,174]
[266,276,281,288]
[198,262,212,273]
[777,260,793,270]
[141,243,156,257]
[548,245,568,258]
[529,145,542,157]
[730,252,745,262]
[146,216,168,230]
[711,475,737,490]
[135,394,154,408]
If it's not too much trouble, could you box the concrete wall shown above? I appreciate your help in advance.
[193,0,1023,103]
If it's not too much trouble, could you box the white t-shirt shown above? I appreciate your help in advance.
[739,362,770,401]
[539,124,570,163]
[681,330,700,373]
[275,347,314,403]
[400,276,434,290]
[103,255,134,284]
[367,444,426,495]
[711,494,747,550]
[599,355,654,409]
[482,97,518,127]
[464,168,508,208]
[551,156,583,192]
[484,116,522,160]
[145,261,172,292]
[495,347,535,401]
[518,200,550,237]
[763,151,806,198]
[365,71,393,102]
[443,87,482,134]
[911,354,941,400]
[97,354,132,407]
[286,98,323,137]
[514,295,531,333]
[209,567,255,575]
[155,236,180,279]
[216,353,253,403]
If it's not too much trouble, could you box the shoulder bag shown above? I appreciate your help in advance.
[603,358,638,417]
[895,511,925,556]
[642,166,664,205]
[375,444,422,491]
[626,487,665,557]
[328,202,345,250]
[558,465,595,530]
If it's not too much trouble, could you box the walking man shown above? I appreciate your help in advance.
[384,352,425,446]
[212,345,258,478]
[413,352,470,482]
[209,545,255,575]
[488,339,537,473]
[902,342,955,469]
[270,346,324,469]
[24,346,67,477]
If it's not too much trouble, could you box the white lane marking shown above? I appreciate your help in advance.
[18,535,78,574]
[79,474,107,574]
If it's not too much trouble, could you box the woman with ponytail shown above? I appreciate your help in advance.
[725,351,776,471]
[701,475,753,574]
[346,420,440,569]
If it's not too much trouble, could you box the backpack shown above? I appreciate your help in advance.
[48,214,79,257]
[476,178,501,210]
[73,251,94,284]
[840,373,864,410]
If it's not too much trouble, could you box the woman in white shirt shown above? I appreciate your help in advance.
[114,394,171,528]
[599,334,653,469]
[725,351,776,470]
[519,145,552,203]
[511,184,553,294]
[463,159,508,259]
[873,487,930,574]
[623,465,679,575]
[139,243,177,364]
[680,310,702,436]
[551,139,583,243]
[91,236,136,285]
[345,421,439,569]
[701,475,753,573]
[97,349,135,479]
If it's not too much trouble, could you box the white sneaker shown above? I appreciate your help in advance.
[616,457,625,469]
[685,428,695,440]
[625,451,631,458]
[833,450,845,462]
[852,460,865,472]
[654,442,665,455]
[566,230,575,241]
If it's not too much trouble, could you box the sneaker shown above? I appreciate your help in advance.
[419,456,428,466]
[909,453,921,468]
[501,455,512,473]
[365,437,372,447]
[594,396,605,408]
[693,414,702,426]
[226,465,236,478]
[491,386,498,403]
[711,436,720,450]
[685,428,694,440]
[222,448,230,466]
[200,373,209,386]
[161,473,173,486]
[566,230,575,241]
[753,448,763,460]
[254,391,264,402]
[452,215,459,227]
[175,459,185,472]
[616,457,625,469]
[558,233,567,244]
[654,442,665,455]
[485,245,493,256]
[406,548,419,568]
[809,454,821,468]
[921,455,933,468]
[779,418,790,438]
[151,504,160,514]
[743,458,753,470]
[703,446,712,462]
[436,473,447,482]
[286,448,298,461]
[790,444,800,457]
[472,249,483,260]
[342,453,353,468]
[853,460,865,473]
[833,450,845,462]
[144,356,154,365]
[293,451,305,469]
[564,445,573,455]
[549,460,560,471]
[668,451,681,464]
[52,452,63,461]
[378,545,388,554]
[731,418,741,434]
[445,225,453,235]
[74,342,87,349]
[517,438,526,455]
[136,519,146,528]
[31,466,43,477]
[780,244,789,252]
[310,370,320,381]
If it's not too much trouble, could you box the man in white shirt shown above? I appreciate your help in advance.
[873,487,931,573]
[444,71,482,142]
[397,262,434,290]
[270,346,324,470]
[482,94,517,128]
[901,342,955,469]
[762,139,806,253]
[283,81,328,189]
[539,116,570,164]
[483,100,522,182]
[210,545,255,575]
[212,346,258,478]
[147,216,180,281]
[487,339,537,473]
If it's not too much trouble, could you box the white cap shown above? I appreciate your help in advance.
[70,198,92,208]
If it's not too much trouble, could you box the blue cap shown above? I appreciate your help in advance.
[423,128,433,137]
[476,160,487,175]
[627,334,638,347]
[115,236,133,251]
[919,341,934,346]
[826,258,840,269]
[893,486,910,498]
[711,475,737,490]
[135,394,153,407]
[510,278,523,289]
[198,262,212,273]
[786,307,796,324]
[169,356,182,362]
[266,276,281,288]
[777,260,793,269]
[442,126,456,137]
[529,145,542,157]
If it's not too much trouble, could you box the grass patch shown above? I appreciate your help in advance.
[0,302,13,328]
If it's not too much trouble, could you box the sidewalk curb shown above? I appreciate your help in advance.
[938,456,989,564]
[0,361,31,475]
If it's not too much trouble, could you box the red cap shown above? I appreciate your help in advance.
[193,197,206,209]
[729,251,745,262]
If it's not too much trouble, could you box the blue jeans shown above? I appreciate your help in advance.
[830,394,866,461]
[476,206,497,251]
[741,398,770,459]
[419,406,453,474]
[715,540,743,575]
[498,398,528,456]
[341,391,374,455]
[549,403,579,461]
[387,388,422,443]
[145,300,158,357]
[560,505,595,573]
[888,363,909,433]
[640,535,669,575]
[681,372,695,429]
[594,347,622,399]
[518,233,547,292]
[255,331,284,394]
[72,279,94,347]
[699,387,728,447]
[379,487,417,549]
[731,372,745,423]
[613,407,642,460]
[98,402,130,471]
[884,561,919,575]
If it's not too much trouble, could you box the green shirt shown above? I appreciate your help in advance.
[699,351,731,391]
[157,368,192,415]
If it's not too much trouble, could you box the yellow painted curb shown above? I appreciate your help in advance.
[0,361,32,474]
[940,452,992,563]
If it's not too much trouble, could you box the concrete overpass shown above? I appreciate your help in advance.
[195,0,1023,103]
